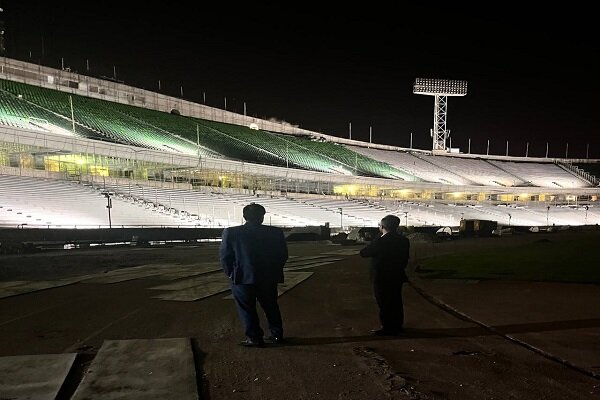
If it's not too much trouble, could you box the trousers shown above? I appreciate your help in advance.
[231,282,283,340]
[373,280,404,331]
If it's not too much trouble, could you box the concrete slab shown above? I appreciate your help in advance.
[285,257,343,266]
[278,272,314,296]
[80,263,222,284]
[71,338,197,400]
[143,269,220,280]
[81,270,167,284]
[135,263,184,269]
[0,281,29,289]
[0,279,81,299]
[78,264,179,282]
[285,261,339,271]
[321,249,361,255]
[149,273,225,291]
[154,282,231,301]
[288,255,338,261]
[0,353,76,400]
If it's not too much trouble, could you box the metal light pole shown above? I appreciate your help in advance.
[586,143,590,159]
[104,192,112,228]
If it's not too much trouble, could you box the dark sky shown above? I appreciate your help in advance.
[3,2,599,158]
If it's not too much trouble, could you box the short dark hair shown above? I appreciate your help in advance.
[243,203,266,223]
[380,215,400,231]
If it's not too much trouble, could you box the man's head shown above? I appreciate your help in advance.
[379,214,400,233]
[243,203,266,224]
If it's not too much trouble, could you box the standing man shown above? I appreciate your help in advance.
[220,203,288,347]
[359,214,410,336]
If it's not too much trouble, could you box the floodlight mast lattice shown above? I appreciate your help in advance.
[413,78,467,152]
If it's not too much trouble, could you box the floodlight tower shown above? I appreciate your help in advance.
[413,78,467,152]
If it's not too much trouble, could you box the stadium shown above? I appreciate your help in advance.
[1,56,599,238]
[2,8,600,399]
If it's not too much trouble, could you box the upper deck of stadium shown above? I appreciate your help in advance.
[1,56,598,192]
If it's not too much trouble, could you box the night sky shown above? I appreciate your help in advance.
[3,2,599,158]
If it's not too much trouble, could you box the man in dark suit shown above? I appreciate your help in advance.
[359,214,410,336]
[219,203,288,347]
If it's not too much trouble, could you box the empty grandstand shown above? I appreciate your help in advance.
[1,56,599,230]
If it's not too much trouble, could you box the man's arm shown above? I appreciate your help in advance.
[219,228,235,278]
[275,228,288,266]
[359,238,381,258]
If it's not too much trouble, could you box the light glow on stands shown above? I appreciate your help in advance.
[333,184,361,196]
[413,78,468,96]
[390,189,415,199]
[330,166,353,176]
[249,123,259,130]
[41,121,77,136]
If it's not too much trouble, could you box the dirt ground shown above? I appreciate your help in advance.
[1,233,599,399]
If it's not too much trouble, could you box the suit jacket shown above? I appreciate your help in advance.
[359,231,410,283]
[219,222,288,285]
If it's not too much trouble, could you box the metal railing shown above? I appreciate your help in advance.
[555,160,599,186]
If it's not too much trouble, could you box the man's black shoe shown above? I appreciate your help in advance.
[371,328,403,336]
[264,336,285,344]
[239,337,265,348]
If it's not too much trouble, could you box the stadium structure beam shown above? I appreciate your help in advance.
[413,78,467,152]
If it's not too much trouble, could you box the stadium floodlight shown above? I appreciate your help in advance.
[413,78,467,152]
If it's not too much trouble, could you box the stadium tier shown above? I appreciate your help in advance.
[1,56,600,232]
[0,78,415,179]
[1,174,598,228]
[1,77,598,189]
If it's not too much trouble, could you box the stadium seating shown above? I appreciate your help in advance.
[0,174,200,228]
[575,163,600,182]
[349,146,472,184]
[1,174,597,228]
[0,79,410,178]
[1,78,596,190]
[283,136,413,179]
[489,160,589,188]
[0,84,96,137]
[0,80,215,156]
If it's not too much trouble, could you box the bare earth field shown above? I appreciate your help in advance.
[1,231,599,399]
